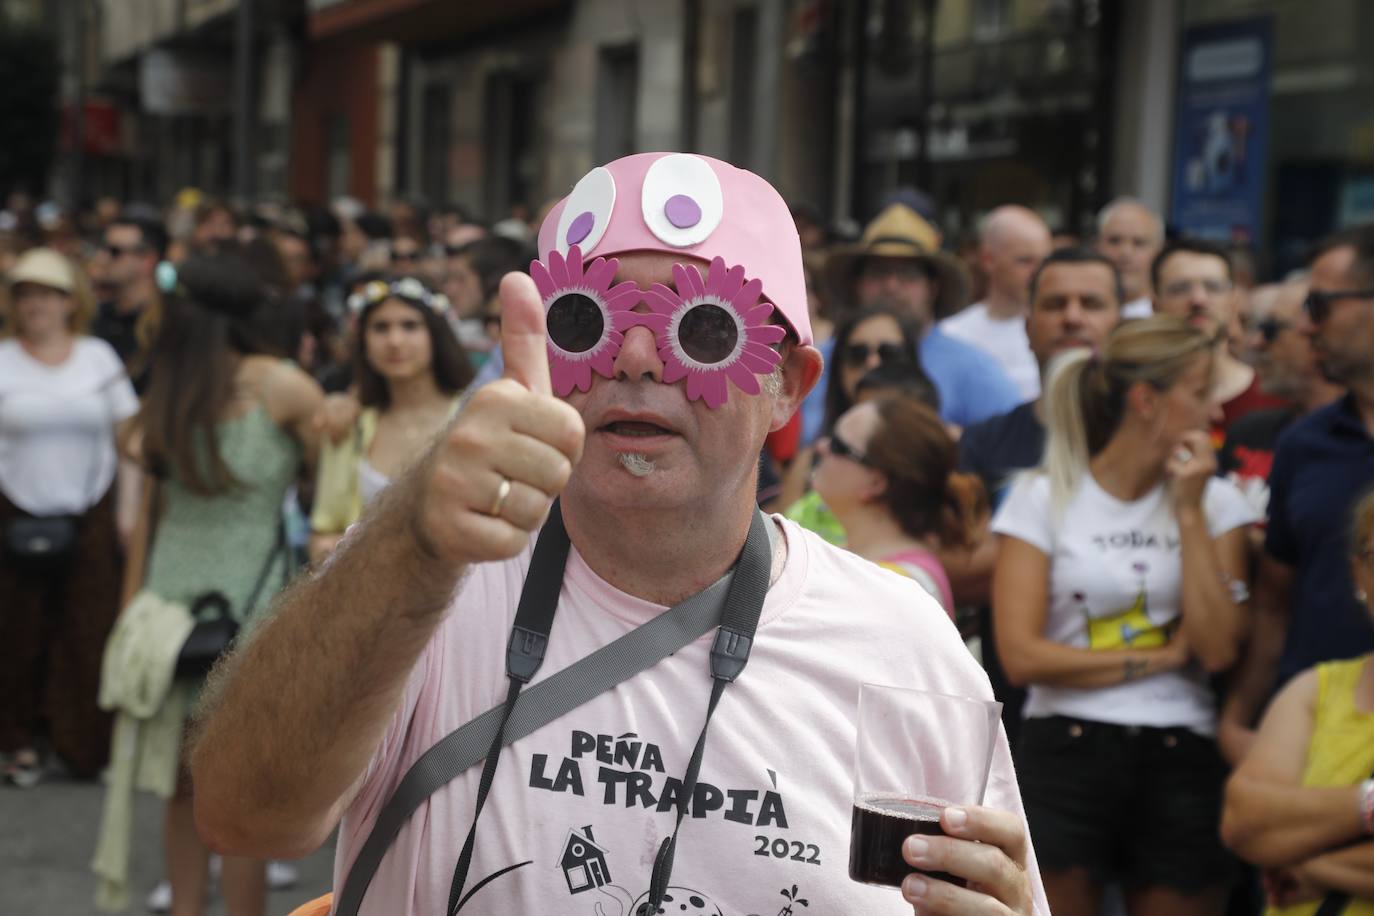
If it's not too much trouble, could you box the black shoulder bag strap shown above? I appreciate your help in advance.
[332,502,772,916]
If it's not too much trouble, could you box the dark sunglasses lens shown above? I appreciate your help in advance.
[678,303,739,364]
[877,342,908,363]
[829,434,862,462]
[546,293,605,353]
[1304,293,1325,323]
[843,344,870,366]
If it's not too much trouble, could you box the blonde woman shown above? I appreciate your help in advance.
[0,248,138,786]
[992,316,1257,916]
[1222,488,1374,915]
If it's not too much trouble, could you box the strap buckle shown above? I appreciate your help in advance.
[709,626,753,682]
[506,626,548,683]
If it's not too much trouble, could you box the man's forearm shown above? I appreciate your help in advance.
[193,477,465,858]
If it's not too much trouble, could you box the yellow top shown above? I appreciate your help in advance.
[1266,656,1374,916]
[309,407,381,535]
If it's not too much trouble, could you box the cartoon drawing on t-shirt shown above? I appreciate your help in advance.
[777,882,810,913]
[1082,563,1169,650]
[593,884,725,916]
[561,826,613,895]
[590,883,807,916]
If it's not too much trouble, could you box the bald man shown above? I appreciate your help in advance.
[1095,198,1164,319]
[940,205,1052,399]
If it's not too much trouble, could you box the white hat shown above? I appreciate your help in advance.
[8,247,76,293]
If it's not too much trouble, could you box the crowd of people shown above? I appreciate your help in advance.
[1,155,1372,916]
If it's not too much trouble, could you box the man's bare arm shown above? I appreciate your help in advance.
[193,470,466,857]
[192,273,584,858]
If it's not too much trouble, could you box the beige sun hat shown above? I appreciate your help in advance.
[8,247,76,293]
[824,204,969,319]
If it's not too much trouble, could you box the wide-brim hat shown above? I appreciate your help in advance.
[824,204,969,319]
[7,247,76,294]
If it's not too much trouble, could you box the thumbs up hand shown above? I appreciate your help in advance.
[409,271,585,565]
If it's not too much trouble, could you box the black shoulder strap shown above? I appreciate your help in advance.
[333,505,773,916]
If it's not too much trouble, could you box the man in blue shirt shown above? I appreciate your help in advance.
[1220,224,1374,766]
[821,204,1022,429]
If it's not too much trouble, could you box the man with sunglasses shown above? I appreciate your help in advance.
[193,153,1047,916]
[1216,279,1345,522]
[88,212,167,386]
[1219,224,1374,767]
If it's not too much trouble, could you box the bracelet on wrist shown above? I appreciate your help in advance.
[1220,571,1250,604]
[1359,778,1374,835]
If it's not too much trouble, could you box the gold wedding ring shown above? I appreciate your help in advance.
[488,477,513,517]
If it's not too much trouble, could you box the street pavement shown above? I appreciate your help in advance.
[0,769,335,915]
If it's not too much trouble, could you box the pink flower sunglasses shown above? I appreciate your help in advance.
[530,245,788,409]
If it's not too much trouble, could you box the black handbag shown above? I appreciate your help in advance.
[175,592,240,678]
[1,380,115,565]
[3,514,79,562]
[174,522,290,679]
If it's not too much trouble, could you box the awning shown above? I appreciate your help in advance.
[308,0,568,44]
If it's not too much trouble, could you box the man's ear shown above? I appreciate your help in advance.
[770,343,824,432]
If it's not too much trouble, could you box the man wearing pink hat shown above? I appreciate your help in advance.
[194,154,1047,915]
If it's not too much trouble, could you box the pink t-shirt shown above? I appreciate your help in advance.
[333,517,1048,915]
[877,547,955,618]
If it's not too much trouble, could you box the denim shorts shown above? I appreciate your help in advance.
[1015,715,1237,892]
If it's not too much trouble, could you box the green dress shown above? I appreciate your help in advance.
[144,404,300,635]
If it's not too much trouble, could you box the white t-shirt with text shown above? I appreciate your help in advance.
[0,337,139,515]
[939,303,1040,401]
[992,472,1258,735]
[332,517,1050,915]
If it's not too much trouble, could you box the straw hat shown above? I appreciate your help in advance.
[824,204,969,319]
[7,247,76,294]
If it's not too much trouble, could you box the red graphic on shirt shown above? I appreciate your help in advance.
[1232,446,1274,483]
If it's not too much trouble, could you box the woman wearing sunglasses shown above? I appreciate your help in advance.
[822,305,925,433]
[781,306,932,536]
[812,393,983,617]
[309,278,474,561]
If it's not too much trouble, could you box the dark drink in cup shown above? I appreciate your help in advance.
[849,794,965,888]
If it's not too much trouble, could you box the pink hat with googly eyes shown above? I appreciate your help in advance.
[536,152,812,347]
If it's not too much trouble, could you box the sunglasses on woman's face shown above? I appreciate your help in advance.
[842,341,908,368]
[824,431,869,465]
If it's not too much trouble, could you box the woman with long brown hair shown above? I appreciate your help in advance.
[0,248,138,787]
[992,316,1257,916]
[115,245,322,916]
[812,393,981,616]
[309,277,472,560]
